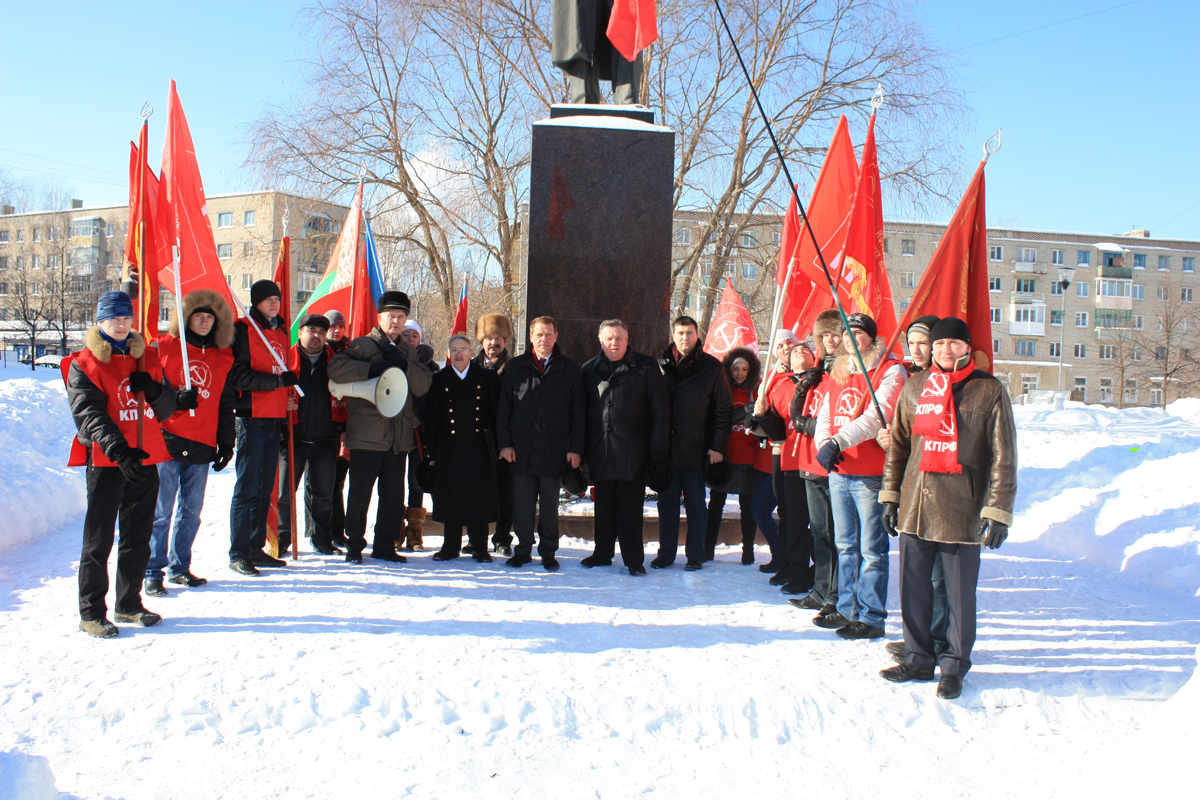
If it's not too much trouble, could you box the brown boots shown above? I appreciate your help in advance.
[404,507,427,551]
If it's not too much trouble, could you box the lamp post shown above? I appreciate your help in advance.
[1057,265,1075,392]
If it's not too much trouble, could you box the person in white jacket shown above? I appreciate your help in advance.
[811,314,907,640]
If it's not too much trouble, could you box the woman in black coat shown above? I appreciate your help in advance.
[424,335,502,562]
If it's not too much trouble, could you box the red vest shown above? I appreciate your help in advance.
[826,359,901,476]
[726,386,759,465]
[793,374,830,477]
[247,321,289,418]
[287,343,347,424]
[752,437,773,473]
[156,335,234,447]
[64,346,171,468]
[765,374,804,471]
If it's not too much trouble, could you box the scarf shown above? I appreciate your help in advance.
[911,360,974,474]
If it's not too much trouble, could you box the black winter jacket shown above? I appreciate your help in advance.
[230,308,288,417]
[294,347,341,442]
[657,346,733,470]
[496,346,585,477]
[581,348,670,483]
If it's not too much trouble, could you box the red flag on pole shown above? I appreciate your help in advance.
[125,130,161,341]
[451,278,469,336]
[703,278,758,359]
[832,113,899,348]
[347,245,376,341]
[156,80,236,313]
[273,236,291,326]
[606,0,658,62]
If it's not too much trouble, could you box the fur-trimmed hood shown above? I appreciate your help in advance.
[85,327,146,363]
[831,336,889,384]
[167,288,234,349]
[721,346,761,391]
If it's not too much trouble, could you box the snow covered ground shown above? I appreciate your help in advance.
[0,370,1197,799]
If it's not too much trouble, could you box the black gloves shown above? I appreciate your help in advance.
[129,371,163,402]
[882,502,899,537]
[794,414,816,438]
[279,371,300,388]
[816,440,843,473]
[367,360,390,379]
[798,367,824,392]
[111,444,152,485]
[979,519,1009,550]
[212,444,234,472]
[176,388,199,411]
[380,344,408,371]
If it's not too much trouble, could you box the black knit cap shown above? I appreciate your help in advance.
[845,313,877,340]
[378,291,411,313]
[907,314,940,338]
[250,280,282,306]
[930,316,971,345]
[297,313,331,330]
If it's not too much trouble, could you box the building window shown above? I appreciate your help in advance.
[675,228,691,245]
[1132,315,1143,330]
[1016,278,1036,293]
[1074,343,1087,358]
[992,339,1001,355]
[1123,379,1137,404]
[901,239,915,256]
[989,245,1003,261]
[1097,278,1131,298]
[1099,345,1116,360]
[1100,378,1113,403]
[1012,306,1042,324]
[1076,282,1089,297]
[1050,309,1063,326]
[1021,374,1039,393]
[1133,253,1146,269]
[741,231,756,248]
[48,254,61,268]
[218,212,233,228]
[0,230,8,243]
[1151,388,1163,405]
[243,242,255,257]
[1051,250,1064,265]
[32,228,41,242]
[1075,311,1089,327]
[0,283,6,296]
[1131,346,1142,361]
[31,255,39,269]
[1016,340,1035,357]
[1159,255,1170,271]
[882,238,889,253]
[104,251,113,266]
[1077,250,1091,266]
[1018,247,1036,262]
[1050,280,1062,297]
[1132,284,1144,300]
[0,257,7,270]
[1049,342,1061,358]
[901,272,915,288]
[106,223,114,238]
[244,210,256,227]
[241,274,253,290]
[990,307,1001,324]
[1184,257,1195,273]
[771,231,780,246]
[989,277,1002,292]
[742,262,756,280]
[160,306,171,322]
[1074,377,1087,400]
[15,229,24,243]
[1184,287,1194,303]
[1157,286,1169,301]
[217,243,233,258]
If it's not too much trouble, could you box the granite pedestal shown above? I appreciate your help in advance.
[525,112,675,361]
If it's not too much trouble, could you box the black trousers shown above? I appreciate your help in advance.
[771,454,787,567]
[591,479,645,567]
[492,459,514,548]
[703,491,756,555]
[900,532,981,678]
[308,455,349,545]
[344,448,407,556]
[805,476,838,606]
[777,471,812,586]
[279,438,339,549]
[440,524,490,556]
[79,457,160,620]
[512,472,561,558]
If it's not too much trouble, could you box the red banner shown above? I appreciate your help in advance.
[606,0,658,62]
[703,278,758,359]
[125,127,161,341]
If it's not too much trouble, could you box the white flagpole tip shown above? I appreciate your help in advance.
[983,128,1002,162]
[871,83,885,113]
[140,103,153,120]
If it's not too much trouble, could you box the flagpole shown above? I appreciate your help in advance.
[279,208,299,561]
[348,173,365,339]
[135,106,152,456]
[713,0,886,424]
[757,257,795,401]
[172,240,195,416]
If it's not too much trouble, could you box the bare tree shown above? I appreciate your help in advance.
[1133,295,1200,408]
[1096,326,1139,408]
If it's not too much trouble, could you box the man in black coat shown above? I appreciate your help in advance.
[653,316,733,571]
[580,320,670,575]
[472,313,515,556]
[497,316,585,571]
[427,334,503,562]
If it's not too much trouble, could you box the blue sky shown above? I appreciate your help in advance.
[1,0,1196,239]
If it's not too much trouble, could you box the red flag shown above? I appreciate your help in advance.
[273,236,291,327]
[888,160,992,373]
[265,468,282,558]
[347,245,376,341]
[451,278,469,336]
[777,115,858,332]
[156,80,236,313]
[606,0,658,62]
[833,114,898,349]
[703,278,758,359]
[125,128,161,340]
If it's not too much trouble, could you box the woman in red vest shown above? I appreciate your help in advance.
[703,347,762,565]
[144,289,236,597]
[66,291,192,638]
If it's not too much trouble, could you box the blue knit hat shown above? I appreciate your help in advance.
[96,291,134,323]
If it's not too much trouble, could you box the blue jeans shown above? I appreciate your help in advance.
[656,467,708,563]
[751,471,778,554]
[147,460,210,580]
[229,418,281,560]
[829,472,888,628]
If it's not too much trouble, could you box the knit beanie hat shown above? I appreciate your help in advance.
[96,291,134,323]
[250,280,282,307]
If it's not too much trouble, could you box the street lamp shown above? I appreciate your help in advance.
[1056,265,1075,392]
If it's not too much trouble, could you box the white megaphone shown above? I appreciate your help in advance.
[328,367,409,418]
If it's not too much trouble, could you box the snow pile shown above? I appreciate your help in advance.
[0,375,84,552]
[0,748,67,800]
[1014,400,1200,434]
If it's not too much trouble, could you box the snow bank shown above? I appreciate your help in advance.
[0,748,68,800]
[0,375,84,552]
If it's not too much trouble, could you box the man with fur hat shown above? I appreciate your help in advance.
[812,312,907,641]
[877,317,1017,700]
[228,279,298,575]
[144,289,236,598]
[328,291,432,563]
[65,290,189,637]
[472,312,516,556]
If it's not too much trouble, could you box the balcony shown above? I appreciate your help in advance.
[1009,320,1046,337]
[1012,261,1047,274]
[1098,264,1133,280]
[1010,291,1045,304]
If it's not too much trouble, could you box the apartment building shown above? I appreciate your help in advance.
[0,192,348,357]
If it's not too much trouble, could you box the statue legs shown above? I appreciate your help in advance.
[564,53,643,105]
